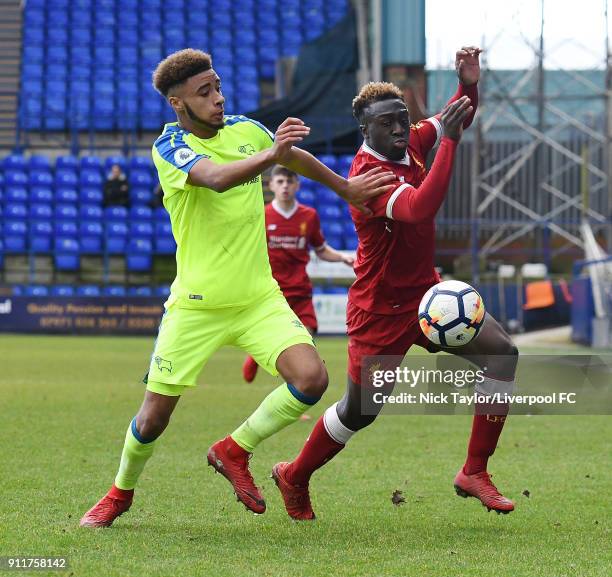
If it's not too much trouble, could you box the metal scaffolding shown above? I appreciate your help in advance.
[468,0,612,282]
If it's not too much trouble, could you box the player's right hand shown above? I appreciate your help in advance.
[441,96,473,142]
[343,166,396,215]
[271,117,310,162]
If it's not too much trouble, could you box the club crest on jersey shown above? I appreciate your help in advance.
[154,356,173,373]
[174,148,197,167]
[268,224,277,230]
[300,222,307,235]
[238,143,256,155]
[399,176,405,182]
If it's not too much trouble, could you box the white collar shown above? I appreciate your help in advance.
[271,199,299,219]
[362,141,411,166]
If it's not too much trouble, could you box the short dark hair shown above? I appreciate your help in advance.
[152,49,213,97]
[270,165,298,180]
[352,81,405,123]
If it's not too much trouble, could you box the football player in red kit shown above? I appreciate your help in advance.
[242,165,354,382]
[272,47,519,520]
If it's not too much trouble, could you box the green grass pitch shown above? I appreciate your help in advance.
[1,334,610,577]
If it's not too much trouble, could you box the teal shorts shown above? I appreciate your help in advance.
[145,288,314,396]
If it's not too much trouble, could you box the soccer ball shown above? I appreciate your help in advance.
[418,280,486,347]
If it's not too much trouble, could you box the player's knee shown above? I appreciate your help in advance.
[490,336,519,379]
[293,362,328,399]
[135,412,169,441]
[337,403,377,431]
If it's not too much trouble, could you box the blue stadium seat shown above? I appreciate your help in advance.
[80,204,103,221]
[322,221,344,237]
[23,27,45,45]
[22,62,44,78]
[30,221,53,253]
[25,285,49,297]
[103,285,127,297]
[325,234,343,249]
[129,222,153,238]
[29,155,52,172]
[105,206,128,221]
[130,205,152,221]
[5,187,28,204]
[81,169,103,187]
[24,9,45,28]
[126,238,153,271]
[55,169,78,188]
[29,203,53,221]
[130,169,153,188]
[155,285,171,298]
[80,188,104,205]
[80,156,103,171]
[319,205,343,220]
[104,156,127,172]
[55,204,78,221]
[71,27,92,46]
[54,237,80,271]
[130,188,153,206]
[297,190,316,207]
[128,286,153,297]
[4,221,27,252]
[55,221,78,237]
[344,235,358,251]
[155,221,173,237]
[154,237,176,254]
[130,157,153,171]
[48,27,68,45]
[105,222,128,253]
[4,170,28,190]
[2,155,27,171]
[30,172,53,191]
[30,188,53,204]
[77,285,101,297]
[51,285,75,297]
[23,45,45,64]
[153,207,169,222]
[80,221,103,253]
[5,202,27,220]
[56,155,79,171]
[56,187,79,204]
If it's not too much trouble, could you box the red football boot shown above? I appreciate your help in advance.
[454,469,514,514]
[207,436,266,514]
[242,356,259,383]
[271,462,315,520]
[79,485,134,527]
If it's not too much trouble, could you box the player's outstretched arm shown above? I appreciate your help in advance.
[315,244,354,266]
[448,46,481,128]
[187,118,310,192]
[389,97,473,224]
[280,146,395,215]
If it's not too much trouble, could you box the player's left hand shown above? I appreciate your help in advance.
[341,166,395,216]
[456,46,482,86]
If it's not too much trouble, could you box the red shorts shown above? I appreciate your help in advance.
[346,300,436,385]
[286,295,318,333]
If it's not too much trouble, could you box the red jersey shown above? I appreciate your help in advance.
[348,117,444,315]
[266,200,326,298]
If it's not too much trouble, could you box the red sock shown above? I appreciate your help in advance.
[109,484,134,500]
[285,416,345,486]
[463,407,509,475]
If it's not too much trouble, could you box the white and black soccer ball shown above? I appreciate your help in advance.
[418,280,486,347]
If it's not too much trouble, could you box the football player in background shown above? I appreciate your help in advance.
[242,165,354,383]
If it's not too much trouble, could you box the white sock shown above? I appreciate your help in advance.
[323,402,355,444]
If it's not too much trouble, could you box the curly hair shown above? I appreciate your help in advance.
[352,82,405,122]
[152,49,213,97]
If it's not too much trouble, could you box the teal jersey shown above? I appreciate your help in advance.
[152,116,278,309]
